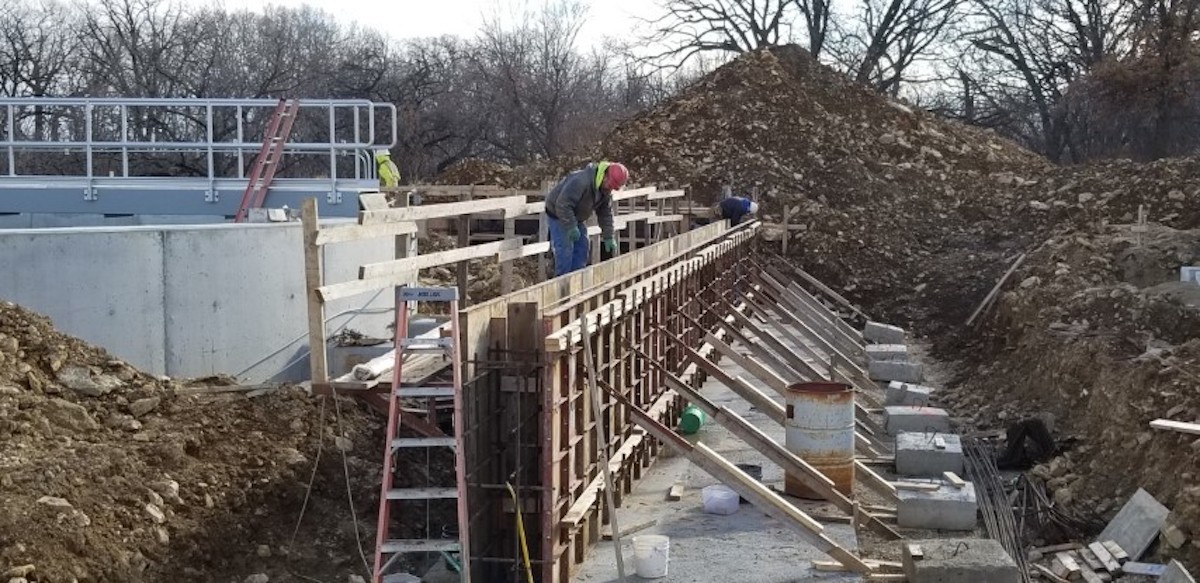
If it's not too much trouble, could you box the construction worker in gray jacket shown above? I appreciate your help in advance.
[544,161,630,276]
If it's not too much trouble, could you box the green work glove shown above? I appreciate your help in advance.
[603,238,617,253]
[567,225,580,242]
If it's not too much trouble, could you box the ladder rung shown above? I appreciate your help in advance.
[396,386,455,398]
[392,437,455,449]
[399,287,460,302]
[387,487,458,500]
[380,539,461,554]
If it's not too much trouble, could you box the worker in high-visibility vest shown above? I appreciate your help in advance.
[544,161,628,276]
[376,149,400,189]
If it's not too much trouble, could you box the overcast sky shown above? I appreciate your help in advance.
[218,0,656,50]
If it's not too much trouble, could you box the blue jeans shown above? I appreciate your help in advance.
[548,217,589,276]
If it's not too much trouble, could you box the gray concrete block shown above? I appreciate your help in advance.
[886,381,935,406]
[1098,488,1170,561]
[897,482,978,531]
[866,343,908,362]
[1163,560,1197,583]
[903,538,1020,583]
[869,359,924,383]
[896,432,963,477]
[885,406,951,435]
[865,321,906,344]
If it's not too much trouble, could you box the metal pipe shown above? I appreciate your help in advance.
[120,105,129,177]
[6,104,13,176]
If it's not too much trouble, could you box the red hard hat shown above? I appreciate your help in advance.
[603,162,629,191]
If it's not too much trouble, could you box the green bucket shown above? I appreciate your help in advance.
[680,404,706,435]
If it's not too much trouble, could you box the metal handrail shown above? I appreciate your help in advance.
[1,97,396,193]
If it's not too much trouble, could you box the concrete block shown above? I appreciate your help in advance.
[896,432,964,477]
[903,538,1020,583]
[865,321,906,344]
[897,482,978,531]
[886,381,935,406]
[869,359,924,383]
[866,343,908,362]
[885,406,951,435]
[1163,560,1197,583]
[1097,487,1169,561]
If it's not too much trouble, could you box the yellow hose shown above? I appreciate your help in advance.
[506,482,534,583]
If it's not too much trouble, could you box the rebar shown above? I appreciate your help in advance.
[964,438,1033,583]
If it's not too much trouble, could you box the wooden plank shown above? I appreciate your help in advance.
[599,380,871,574]
[786,263,869,321]
[965,253,1026,327]
[667,482,684,501]
[1054,551,1082,579]
[1121,562,1167,576]
[647,189,685,201]
[906,543,924,560]
[1078,567,1104,583]
[1033,563,1072,583]
[611,186,657,201]
[1150,419,1200,435]
[855,460,900,503]
[359,194,528,224]
[1077,548,1105,572]
[315,220,420,247]
[301,199,329,383]
[360,233,523,279]
[318,239,523,301]
[646,214,684,224]
[943,471,967,488]
[1087,542,1120,573]
[703,331,790,395]
[895,481,941,491]
[1100,541,1128,563]
[601,518,657,541]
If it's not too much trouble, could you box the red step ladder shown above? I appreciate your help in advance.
[234,98,299,222]
[373,286,470,582]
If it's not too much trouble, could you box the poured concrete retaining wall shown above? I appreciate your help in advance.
[0,220,401,382]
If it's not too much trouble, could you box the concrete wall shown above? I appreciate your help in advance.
[0,221,399,382]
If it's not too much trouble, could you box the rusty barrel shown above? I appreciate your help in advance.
[784,381,855,499]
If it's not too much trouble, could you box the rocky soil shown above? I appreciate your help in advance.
[0,301,391,583]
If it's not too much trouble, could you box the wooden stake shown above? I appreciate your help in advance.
[580,314,626,582]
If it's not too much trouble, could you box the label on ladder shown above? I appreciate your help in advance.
[399,287,459,302]
[399,337,454,352]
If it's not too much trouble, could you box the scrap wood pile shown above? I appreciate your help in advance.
[0,301,387,583]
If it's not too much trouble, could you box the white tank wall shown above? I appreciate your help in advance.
[0,221,400,383]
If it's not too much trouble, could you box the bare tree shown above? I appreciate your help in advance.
[829,0,963,95]
[958,0,1138,160]
[643,0,801,66]
[797,0,834,57]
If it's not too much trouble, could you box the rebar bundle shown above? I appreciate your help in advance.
[964,438,1033,583]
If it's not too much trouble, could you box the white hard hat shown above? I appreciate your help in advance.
[749,201,759,214]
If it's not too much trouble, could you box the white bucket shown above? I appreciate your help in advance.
[631,534,670,579]
[701,484,739,515]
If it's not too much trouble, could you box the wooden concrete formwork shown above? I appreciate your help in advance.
[455,221,760,582]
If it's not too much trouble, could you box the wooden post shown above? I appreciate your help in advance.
[501,216,516,295]
[458,187,472,306]
[301,198,328,384]
[538,212,549,281]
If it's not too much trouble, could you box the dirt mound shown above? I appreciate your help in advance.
[0,301,387,582]
[433,158,516,187]
[941,224,1200,567]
